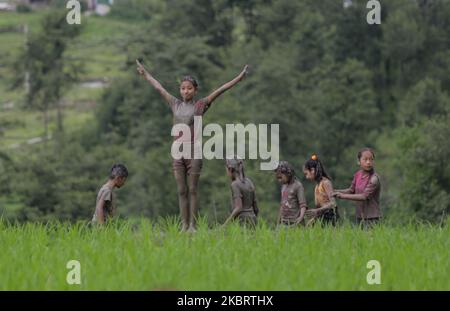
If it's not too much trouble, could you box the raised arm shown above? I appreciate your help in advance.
[206,65,249,106]
[136,59,174,105]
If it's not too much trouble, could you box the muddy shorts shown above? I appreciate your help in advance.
[172,158,203,175]
[279,218,304,227]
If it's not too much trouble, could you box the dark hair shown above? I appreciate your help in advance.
[226,158,246,182]
[304,154,331,182]
[274,161,295,181]
[181,76,198,89]
[357,147,375,160]
[110,164,128,179]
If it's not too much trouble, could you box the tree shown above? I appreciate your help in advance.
[398,78,449,126]
[394,115,450,223]
[19,10,82,137]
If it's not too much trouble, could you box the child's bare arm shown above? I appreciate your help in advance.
[336,193,367,201]
[333,183,355,196]
[295,185,307,223]
[223,198,243,226]
[295,206,306,225]
[319,180,338,211]
[337,175,379,201]
[253,196,259,216]
[136,59,174,105]
[206,65,249,106]
[95,200,105,225]
[334,188,353,194]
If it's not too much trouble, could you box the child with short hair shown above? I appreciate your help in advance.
[333,148,381,228]
[303,154,339,226]
[274,161,307,226]
[223,158,258,227]
[92,164,128,225]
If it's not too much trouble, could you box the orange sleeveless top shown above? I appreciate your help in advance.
[314,178,331,208]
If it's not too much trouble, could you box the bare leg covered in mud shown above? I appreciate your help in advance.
[187,172,201,232]
[174,169,189,231]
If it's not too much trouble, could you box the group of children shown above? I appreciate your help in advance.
[90,61,381,229]
[92,147,381,229]
[222,148,381,229]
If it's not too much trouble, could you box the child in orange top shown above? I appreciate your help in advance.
[303,154,339,226]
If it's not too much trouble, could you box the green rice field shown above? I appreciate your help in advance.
[0,219,448,290]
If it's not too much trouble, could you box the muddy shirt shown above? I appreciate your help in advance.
[279,178,307,222]
[92,184,116,223]
[349,170,381,219]
[169,96,210,143]
[230,177,257,217]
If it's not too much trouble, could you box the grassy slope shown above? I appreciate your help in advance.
[0,10,140,149]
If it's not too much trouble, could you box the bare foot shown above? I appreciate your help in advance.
[181,222,189,232]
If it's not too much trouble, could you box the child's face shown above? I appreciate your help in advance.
[275,171,289,184]
[115,176,127,188]
[358,151,374,172]
[303,167,315,181]
[180,81,197,101]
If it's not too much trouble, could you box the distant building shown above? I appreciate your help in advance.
[343,0,353,9]
[16,0,49,4]
[86,0,114,15]
[8,0,49,9]
[0,2,15,11]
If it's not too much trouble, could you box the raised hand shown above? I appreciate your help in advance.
[239,64,249,81]
[135,59,173,104]
[136,59,146,76]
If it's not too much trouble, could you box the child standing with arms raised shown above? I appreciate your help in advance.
[333,148,381,228]
[136,60,249,232]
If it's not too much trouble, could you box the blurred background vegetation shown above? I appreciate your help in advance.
[0,0,449,224]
